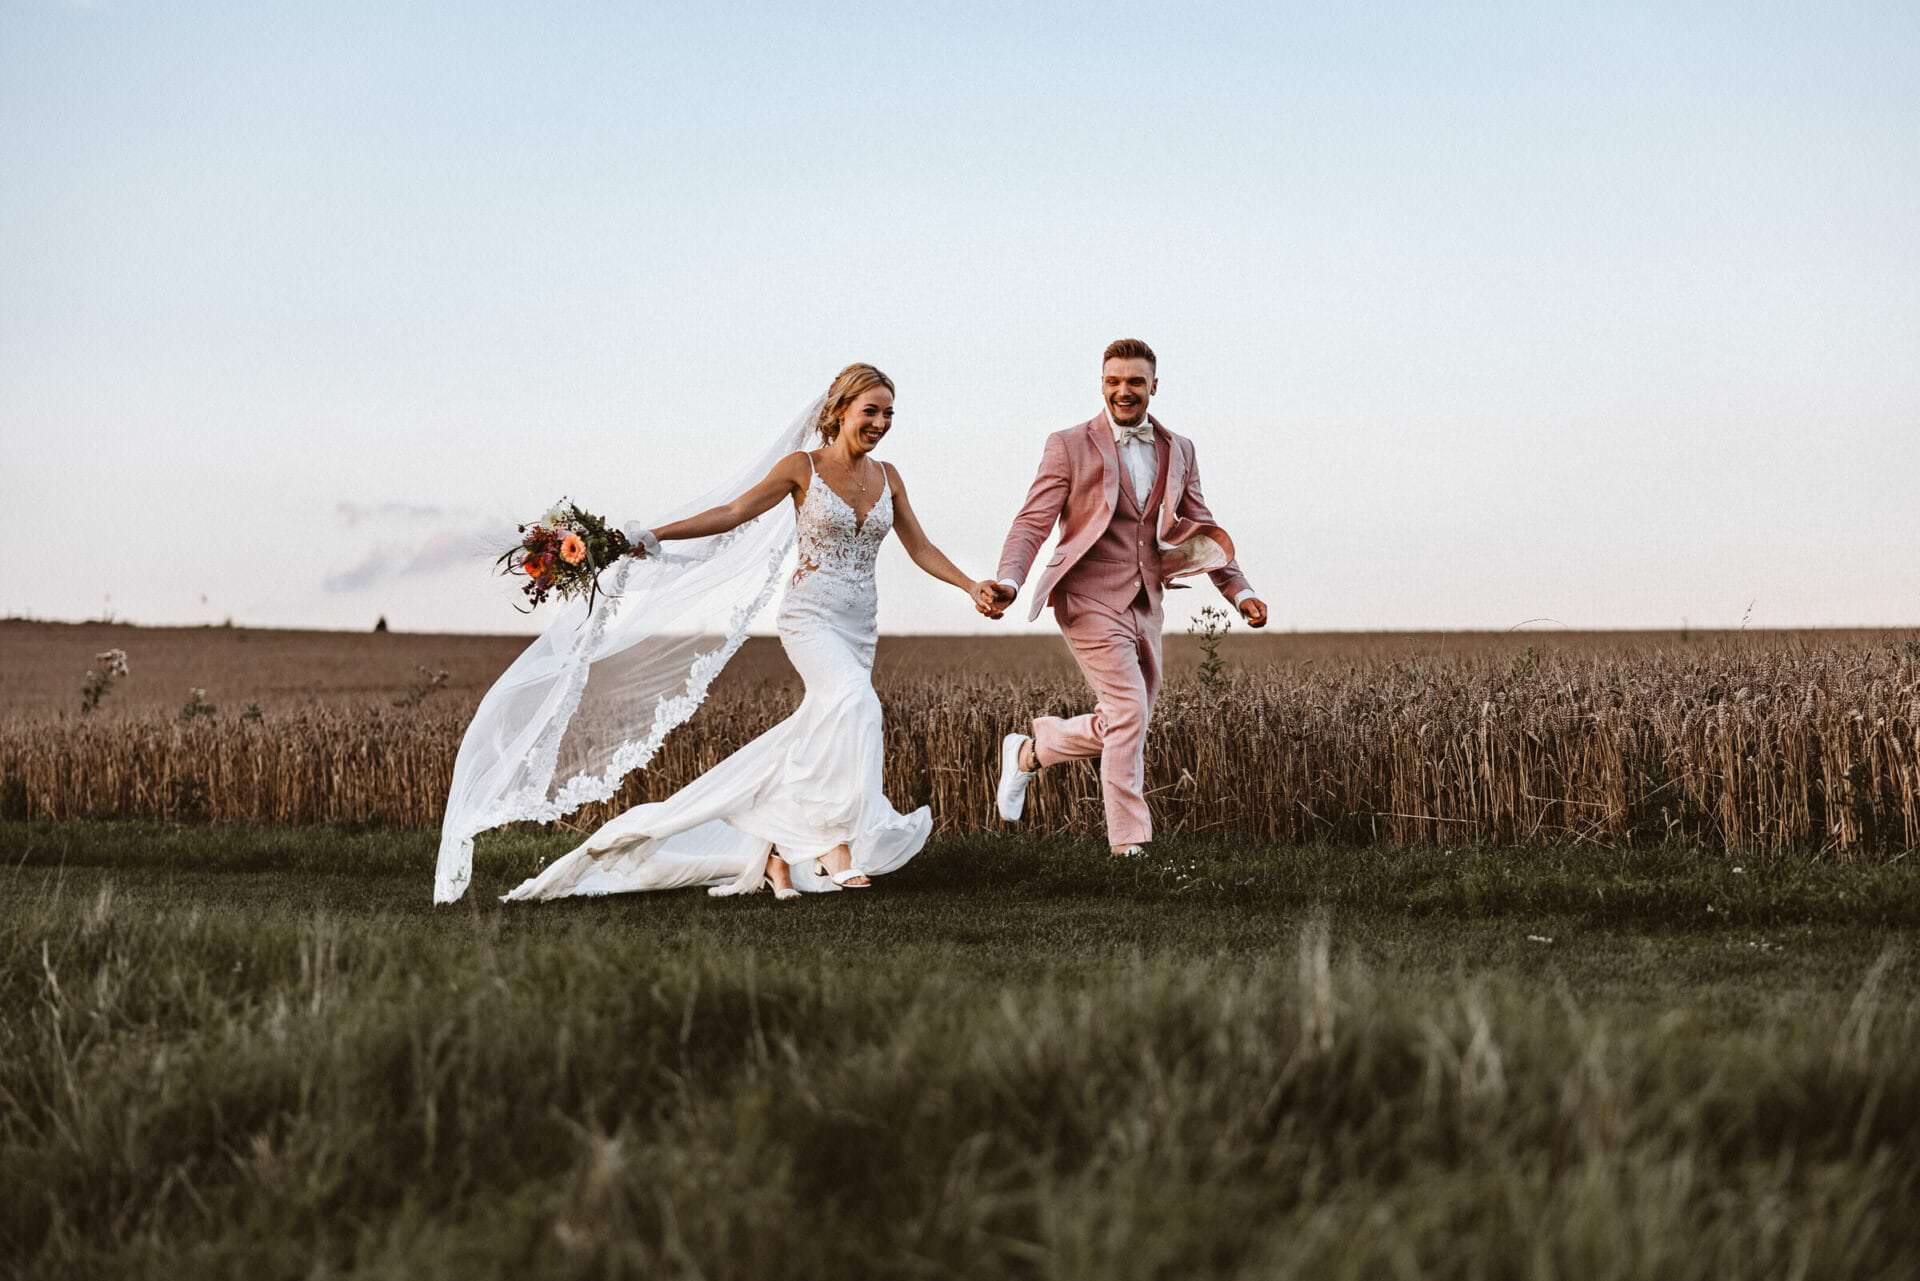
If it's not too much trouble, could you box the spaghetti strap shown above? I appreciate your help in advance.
[797,450,818,508]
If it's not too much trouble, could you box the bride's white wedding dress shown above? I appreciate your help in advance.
[502,456,931,902]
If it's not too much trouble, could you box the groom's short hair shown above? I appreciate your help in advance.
[1103,338,1156,369]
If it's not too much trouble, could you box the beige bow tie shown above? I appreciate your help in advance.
[1115,422,1153,446]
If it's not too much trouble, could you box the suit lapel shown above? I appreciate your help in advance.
[1153,417,1184,538]
[1087,417,1121,518]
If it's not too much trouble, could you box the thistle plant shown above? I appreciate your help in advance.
[79,649,129,716]
[1188,605,1232,697]
[393,666,451,710]
[178,688,218,722]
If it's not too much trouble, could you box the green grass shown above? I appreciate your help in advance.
[3,820,1918,1279]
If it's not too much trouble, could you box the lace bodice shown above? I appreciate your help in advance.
[790,460,893,592]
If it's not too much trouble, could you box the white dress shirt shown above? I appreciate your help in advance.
[1106,407,1159,506]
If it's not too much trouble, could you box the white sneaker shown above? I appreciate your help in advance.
[997,733,1035,821]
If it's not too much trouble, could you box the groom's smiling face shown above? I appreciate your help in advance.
[1102,357,1157,427]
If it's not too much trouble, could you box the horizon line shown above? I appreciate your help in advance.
[6,616,1918,640]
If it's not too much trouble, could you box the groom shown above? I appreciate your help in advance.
[976,339,1266,857]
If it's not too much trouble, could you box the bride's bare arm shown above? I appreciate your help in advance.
[640,453,810,549]
[884,463,993,596]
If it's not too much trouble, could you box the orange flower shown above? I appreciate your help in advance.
[525,554,552,580]
[559,533,587,565]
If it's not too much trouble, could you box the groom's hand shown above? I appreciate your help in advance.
[1238,597,1268,628]
[974,580,1015,619]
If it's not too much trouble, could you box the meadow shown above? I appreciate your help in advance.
[4,821,1918,1279]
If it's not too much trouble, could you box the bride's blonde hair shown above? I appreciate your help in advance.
[816,363,895,442]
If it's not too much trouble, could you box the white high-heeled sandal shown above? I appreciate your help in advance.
[765,855,801,900]
[830,868,872,889]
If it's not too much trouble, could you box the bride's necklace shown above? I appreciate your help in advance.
[821,450,874,495]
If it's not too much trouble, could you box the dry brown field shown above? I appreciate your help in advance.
[6,618,1898,717]
[4,619,1919,856]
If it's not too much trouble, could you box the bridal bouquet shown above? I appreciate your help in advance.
[498,500,633,613]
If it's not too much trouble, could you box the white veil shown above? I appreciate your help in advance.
[432,396,821,903]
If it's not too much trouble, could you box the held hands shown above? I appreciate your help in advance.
[972,580,1015,619]
[1238,597,1269,629]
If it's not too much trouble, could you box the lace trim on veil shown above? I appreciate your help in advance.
[432,530,792,902]
[553,533,791,808]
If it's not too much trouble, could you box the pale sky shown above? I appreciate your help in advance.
[3,1,1916,635]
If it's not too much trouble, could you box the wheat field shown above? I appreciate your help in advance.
[4,621,1918,857]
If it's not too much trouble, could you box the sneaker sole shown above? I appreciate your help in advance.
[996,733,1029,822]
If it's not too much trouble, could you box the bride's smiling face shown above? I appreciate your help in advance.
[839,387,895,455]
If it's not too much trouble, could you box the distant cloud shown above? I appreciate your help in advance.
[322,550,388,594]
[401,527,498,576]
[322,522,509,594]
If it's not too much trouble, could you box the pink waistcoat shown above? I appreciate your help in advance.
[1050,431,1171,612]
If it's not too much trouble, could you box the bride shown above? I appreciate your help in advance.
[492,363,999,903]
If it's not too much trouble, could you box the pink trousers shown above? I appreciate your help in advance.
[1032,588,1164,845]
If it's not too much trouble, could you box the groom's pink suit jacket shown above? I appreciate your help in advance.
[996,413,1252,846]
[997,414,1251,620]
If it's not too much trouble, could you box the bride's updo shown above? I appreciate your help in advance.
[816,363,895,442]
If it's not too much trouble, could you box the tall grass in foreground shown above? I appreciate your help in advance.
[3,832,1917,1279]
[4,637,1918,855]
